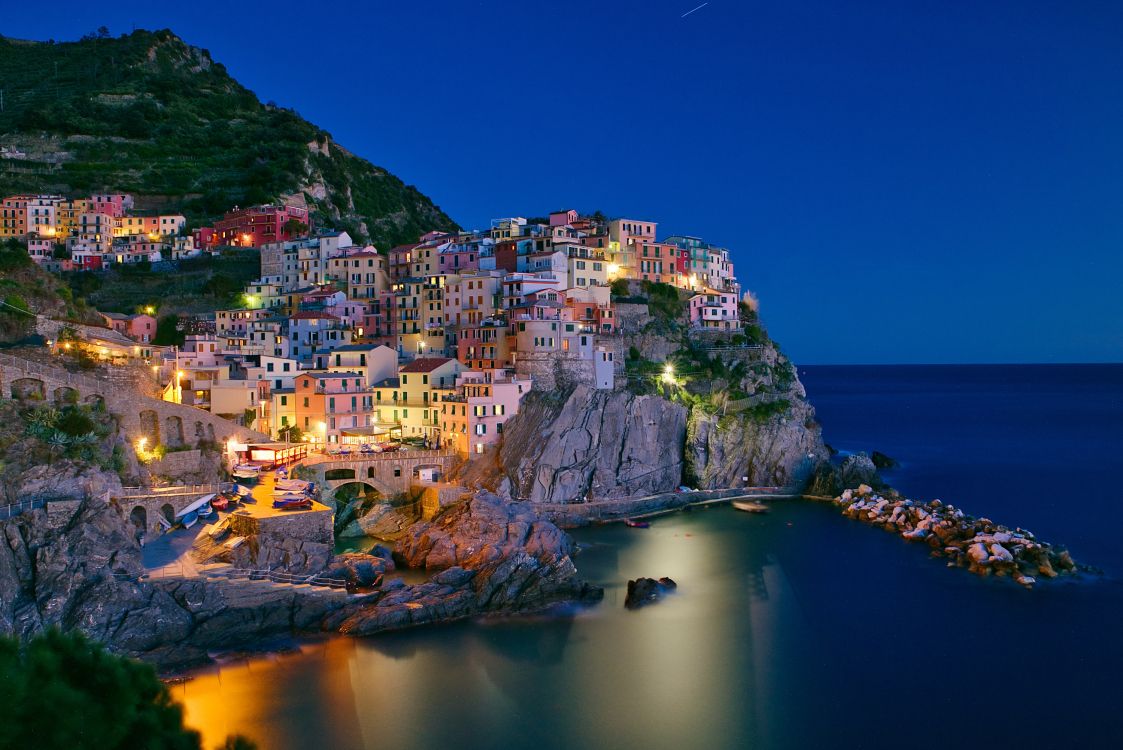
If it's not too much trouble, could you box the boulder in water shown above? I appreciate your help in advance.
[625,577,677,609]
[870,451,899,469]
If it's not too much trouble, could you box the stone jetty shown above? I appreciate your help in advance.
[819,485,1082,587]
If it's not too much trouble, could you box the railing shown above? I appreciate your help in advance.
[0,498,46,521]
[696,343,763,351]
[117,483,220,499]
[309,448,457,463]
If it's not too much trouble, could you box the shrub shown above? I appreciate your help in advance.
[0,629,206,749]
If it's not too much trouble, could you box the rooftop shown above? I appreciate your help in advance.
[399,357,454,373]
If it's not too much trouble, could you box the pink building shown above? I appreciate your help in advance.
[439,244,481,274]
[688,290,741,331]
[88,194,134,218]
[102,312,157,343]
[439,369,532,456]
[26,237,53,264]
[549,209,579,227]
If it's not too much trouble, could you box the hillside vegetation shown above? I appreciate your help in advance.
[0,239,98,342]
[0,29,458,247]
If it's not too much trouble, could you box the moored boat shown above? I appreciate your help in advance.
[624,519,650,528]
[732,500,769,513]
[272,497,313,510]
[232,463,261,480]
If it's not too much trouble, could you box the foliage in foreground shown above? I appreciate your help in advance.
[0,630,256,750]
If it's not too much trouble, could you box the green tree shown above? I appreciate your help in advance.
[154,314,185,347]
[0,629,199,749]
[0,631,256,750]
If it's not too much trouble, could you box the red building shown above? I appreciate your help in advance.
[203,204,310,248]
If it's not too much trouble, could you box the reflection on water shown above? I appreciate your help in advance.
[177,367,1123,750]
[177,506,816,750]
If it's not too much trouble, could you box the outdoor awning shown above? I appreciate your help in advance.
[340,425,390,437]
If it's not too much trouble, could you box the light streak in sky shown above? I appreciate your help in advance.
[681,2,709,18]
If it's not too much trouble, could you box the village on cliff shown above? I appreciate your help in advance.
[2,195,746,456]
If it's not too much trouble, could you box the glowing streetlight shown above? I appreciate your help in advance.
[661,363,676,385]
[144,305,155,315]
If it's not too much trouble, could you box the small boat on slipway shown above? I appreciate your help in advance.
[732,500,769,514]
[273,496,313,510]
[624,519,650,528]
[232,464,261,481]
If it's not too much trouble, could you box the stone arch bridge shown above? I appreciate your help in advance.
[301,450,458,499]
[0,351,268,451]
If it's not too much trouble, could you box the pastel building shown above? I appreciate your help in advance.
[372,357,463,442]
[688,290,741,331]
[0,195,30,238]
[88,194,134,218]
[443,270,504,328]
[293,371,371,443]
[457,321,511,370]
[439,369,532,455]
[321,343,398,387]
[326,250,389,301]
[607,218,657,279]
[207,204,310,248]
[100,312,157,343]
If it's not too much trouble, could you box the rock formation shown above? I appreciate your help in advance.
[685,400,826,489]
[500,386,688,502]
[817,485,1085,587]
[624,577,677,609]
[0,487,600,667]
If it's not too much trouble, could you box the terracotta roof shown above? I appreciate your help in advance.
[399,357,453,373]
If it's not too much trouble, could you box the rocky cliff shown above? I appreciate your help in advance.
[0,486,598,667]
[499,386,688,503]
[496,338,826,501]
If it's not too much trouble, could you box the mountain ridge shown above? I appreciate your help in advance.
[0,28,459,248]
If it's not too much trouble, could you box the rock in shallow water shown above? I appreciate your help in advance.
[624,577,677,609]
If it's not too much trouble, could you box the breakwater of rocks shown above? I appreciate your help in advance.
[818,485,1084,588]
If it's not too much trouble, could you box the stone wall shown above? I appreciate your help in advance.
[227,507,334,546]
[0,352,268,453]
[143,449,221,484]
[613,302,653,334]
[514,352,595,391]
[420,484,467,520]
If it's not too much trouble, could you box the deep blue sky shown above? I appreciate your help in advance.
[5,1,1122,363]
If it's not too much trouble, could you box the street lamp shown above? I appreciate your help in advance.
[661,363,676,385]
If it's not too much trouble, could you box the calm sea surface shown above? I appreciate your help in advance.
[176,365,1123,749]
